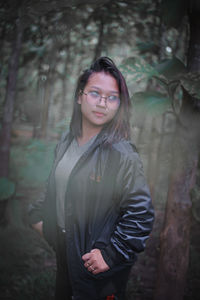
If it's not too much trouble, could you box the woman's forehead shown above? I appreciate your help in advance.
[86,71,119,93]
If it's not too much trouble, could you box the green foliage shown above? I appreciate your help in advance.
[120,57,159,83]
[136,41,156,53]
[0,226,55,300]
[122,56,184,116]
[29,43,46,58]
[10,139,57,187]
[6,271,55,300]
[132,91,171,117]
[180,72,200,100]
[153,58,200,111]
[155,57,187,79]
[124,55,200,118]
[0,177,15,201]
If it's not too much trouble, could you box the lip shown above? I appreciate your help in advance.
[93,111,106,117]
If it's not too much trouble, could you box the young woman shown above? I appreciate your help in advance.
[29,57,154,300]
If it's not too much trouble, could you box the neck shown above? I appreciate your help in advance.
[77,124,102,146]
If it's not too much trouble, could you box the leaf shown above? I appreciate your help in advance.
[0,177,15,201]
[132,91,171,117]
[136,41,156,53]
[120,57,158,83]
[155,57,187,80]
[153,60,200,104]
[29,45,46,57]
[180,72,200,100]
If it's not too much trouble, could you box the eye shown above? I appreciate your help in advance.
[88,91,100,98]
[107,95,120,102]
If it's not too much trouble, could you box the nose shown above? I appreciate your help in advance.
[97,96,107,107]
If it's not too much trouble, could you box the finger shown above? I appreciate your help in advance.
[84,261,91,268]
[88,265,95,272]
[82,253,91,261]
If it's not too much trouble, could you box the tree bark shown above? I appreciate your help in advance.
[40,49,58,139]
[187,0,200,72]
[61,56,69,119]
[40,69,54,139]
[93,18,104,62]
[0,25,6,85]
[60,41,72,120]
[0,10,23,177]
[154,124,197,300]
[154,1,200,298]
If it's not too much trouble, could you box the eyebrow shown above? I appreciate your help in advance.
[89,85,119,94]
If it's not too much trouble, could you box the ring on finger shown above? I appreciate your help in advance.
[90,266,95,271]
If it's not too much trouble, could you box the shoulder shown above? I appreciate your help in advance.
[112,139,139,161]
[110,140,145,183]
[60,130,70,142]
[54,130,71,155]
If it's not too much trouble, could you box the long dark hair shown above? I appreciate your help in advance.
[70,57,131,143]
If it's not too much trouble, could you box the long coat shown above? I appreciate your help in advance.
[29,130,154,299]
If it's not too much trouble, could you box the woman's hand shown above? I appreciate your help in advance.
[32,221,43,237]
[82,249,110,275]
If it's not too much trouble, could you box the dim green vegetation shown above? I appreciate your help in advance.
[0,225,56,300]
[0,177,15,201]
[0,139,57,299]
[10,139,56,187]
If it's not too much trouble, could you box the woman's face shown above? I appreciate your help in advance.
[78,71,120,132]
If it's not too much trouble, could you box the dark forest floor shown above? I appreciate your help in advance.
[0,187,200,300]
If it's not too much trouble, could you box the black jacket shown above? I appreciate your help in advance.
[29,130,154,298]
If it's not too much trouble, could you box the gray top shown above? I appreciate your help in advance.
[55,135,97,228]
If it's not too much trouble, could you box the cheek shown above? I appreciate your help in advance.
[81,99,90,111]
[80,100,93,118]
[108,107,119,121]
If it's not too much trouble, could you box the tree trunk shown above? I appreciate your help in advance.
[60,57,69,119]
[187,1,200,71]
[60,43,72,120]
[93,18,104,62]
[0,25,6,85]
[40,71,54,139]
[40,49,58,139]
[154,2,200,298]
[147,118,157,199]
[154,123,197,300]
[0,11,23,177]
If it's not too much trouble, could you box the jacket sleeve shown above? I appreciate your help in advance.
[101,151,154,268]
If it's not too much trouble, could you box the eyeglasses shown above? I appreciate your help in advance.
[82,91,120,108]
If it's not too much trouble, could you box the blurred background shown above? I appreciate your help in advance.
[0,0,200,299]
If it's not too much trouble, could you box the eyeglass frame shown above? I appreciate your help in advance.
[81,90,121,107]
